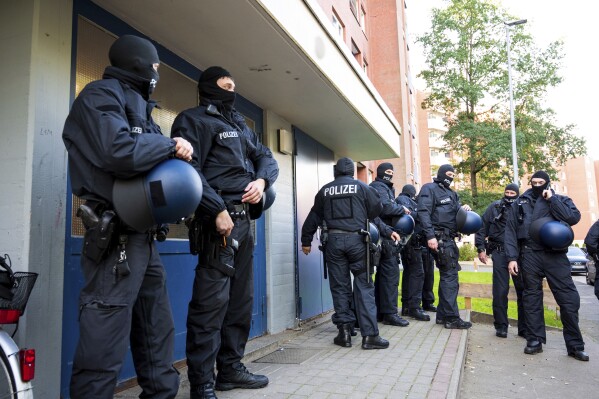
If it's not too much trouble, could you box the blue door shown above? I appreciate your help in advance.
[60,2,267,396]
[294,128,334,320]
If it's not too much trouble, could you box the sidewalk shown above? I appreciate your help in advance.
[115,310,470,399]
[460,277,599,398]
[114,277,598,398]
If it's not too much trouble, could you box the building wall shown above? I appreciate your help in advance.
[316,0,369,71]
[416,90,432,186]
[0,0,72,396]
[263,111,297,332]
[555,157,599,242]
[367,0,415,188]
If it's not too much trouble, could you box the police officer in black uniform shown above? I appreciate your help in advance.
[62,35,192,399]
[583,220,599,300]
[302,157,393,350]
[171,67,279,398]
[396,184,430,321]
[369,163,410,327]
[475,183,525,338]
[417,164,472,329]
[505,171,589,361]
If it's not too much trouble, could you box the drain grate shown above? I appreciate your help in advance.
[253,348,321,364]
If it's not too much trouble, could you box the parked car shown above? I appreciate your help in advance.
[566,246,593,275]
[587,254,597,285]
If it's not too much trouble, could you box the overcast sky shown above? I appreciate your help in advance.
[407,0,599,158]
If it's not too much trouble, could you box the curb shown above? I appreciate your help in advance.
[448,311,469,399]
[470,311,562,332]
[427,310,470,399]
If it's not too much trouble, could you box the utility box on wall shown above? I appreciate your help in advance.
[278,129,294,155]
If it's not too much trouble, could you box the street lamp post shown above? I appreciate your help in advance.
[505,19,527,184]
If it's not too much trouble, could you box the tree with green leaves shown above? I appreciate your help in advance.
[417,0,586,198]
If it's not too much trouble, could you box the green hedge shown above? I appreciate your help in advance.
[458,243,478,261]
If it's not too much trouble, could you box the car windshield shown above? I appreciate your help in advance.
[567,247,585,257]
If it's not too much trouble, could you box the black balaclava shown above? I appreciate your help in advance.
[108,35,160,97]
[530,171,550,198]
[334,157,354,178]
[197,66,236,114]
[435,164,455,188]
[401,184,417,200]
[376,162,394,185]
[503,183,520,203]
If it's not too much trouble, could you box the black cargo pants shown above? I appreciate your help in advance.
[434,238,460,321]
[186,216,254,387]
[490,249,525,333]
[520,249,584,351]
[374,239,400,315]
[401,241,425,310]
[327,232,378,337]
[70,232,179,399]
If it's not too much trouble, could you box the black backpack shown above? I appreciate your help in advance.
[0,254,15,301]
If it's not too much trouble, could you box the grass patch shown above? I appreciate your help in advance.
[399,270,563,329]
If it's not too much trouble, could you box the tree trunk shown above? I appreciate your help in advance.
[470,164,478,197]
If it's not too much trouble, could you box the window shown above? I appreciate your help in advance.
[429,131,441,139]
[360,5,366,32]
[349,0,358,19]
[332,10,345,40]
[351,39,361,63]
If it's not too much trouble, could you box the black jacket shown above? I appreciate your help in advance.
[171,101,279,217]
[369,179,406,225]
[301,176,383,246]
[417,180,461,240]
[504,188,580,261]
[474,198,513,252]
[584,220,599,257]
[62,67,176,205]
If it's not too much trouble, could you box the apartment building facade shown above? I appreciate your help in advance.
[554,157,599,242]
[1,0,417,396]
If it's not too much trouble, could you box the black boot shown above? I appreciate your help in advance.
[524,340,543,355]
[495,326,508,338]
[423,303,437,312]
[191,382,218,399]
[444,318,472,329]
[333,323,352,347]
[408,308,431,321]
[568,349,589,361]
[215,363,269,391]
[362,335,390,350]
[382,313,410,327]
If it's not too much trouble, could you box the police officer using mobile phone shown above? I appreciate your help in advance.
[505,171,588,361]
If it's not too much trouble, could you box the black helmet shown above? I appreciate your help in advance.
[456,208,483,235]
[529,217,574,250]
[113,159,203,232]
[248,185,277,220]
[392,214,415,236]
[369,222,380,245]
[264,186,276,211]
